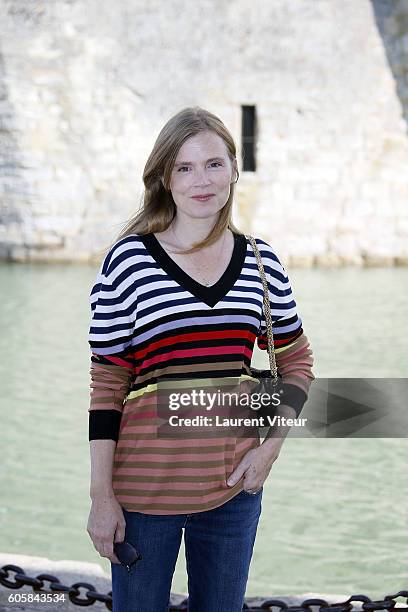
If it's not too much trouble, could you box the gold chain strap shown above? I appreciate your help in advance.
[245,234,278,387]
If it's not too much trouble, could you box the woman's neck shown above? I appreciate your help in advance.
[161,219,229,251]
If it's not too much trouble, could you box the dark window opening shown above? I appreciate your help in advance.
[241,106,257,172]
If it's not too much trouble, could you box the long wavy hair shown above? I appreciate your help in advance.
[101,106,242,257]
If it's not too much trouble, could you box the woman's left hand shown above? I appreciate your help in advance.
[226,440,283,493]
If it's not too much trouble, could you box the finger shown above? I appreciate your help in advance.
[99,534,116,557]
[244,470,264,488]
[114,521,126,544]
[244,481,261,493]
[100,543,121,565]
[244,480,260,490]
[227,461,248,487]
[101,551,121,564]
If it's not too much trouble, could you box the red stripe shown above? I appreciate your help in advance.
[97,354,134,368]
[258,329,302,349]
[133,329,256,361]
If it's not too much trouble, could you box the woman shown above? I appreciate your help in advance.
[87,106,314,612]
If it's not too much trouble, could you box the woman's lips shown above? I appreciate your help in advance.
[191,195,215,201]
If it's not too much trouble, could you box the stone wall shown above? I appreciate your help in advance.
[0,0,407,265]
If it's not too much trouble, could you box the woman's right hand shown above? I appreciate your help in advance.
[87,494,126,564]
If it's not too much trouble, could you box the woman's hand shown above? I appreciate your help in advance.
[87,494,126,564]
[226,439,283,492]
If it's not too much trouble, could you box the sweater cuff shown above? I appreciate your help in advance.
[88,409,122,442]
[279,383,308,418]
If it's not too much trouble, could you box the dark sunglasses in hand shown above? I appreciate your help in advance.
[113,540,142,572]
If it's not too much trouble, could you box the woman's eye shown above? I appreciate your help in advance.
[176,162,222,173]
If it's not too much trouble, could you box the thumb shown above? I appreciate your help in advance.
[227,461,247,487]
[114,521,126,543]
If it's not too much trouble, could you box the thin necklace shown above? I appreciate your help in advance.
[170,225,228,287]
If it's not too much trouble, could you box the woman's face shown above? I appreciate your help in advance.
[168,130,237,220]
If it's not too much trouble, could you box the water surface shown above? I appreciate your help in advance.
[0,262,407,597]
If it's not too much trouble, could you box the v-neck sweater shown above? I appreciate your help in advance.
[88,231,315,514]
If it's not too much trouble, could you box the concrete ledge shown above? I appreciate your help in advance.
[1,552,364,611]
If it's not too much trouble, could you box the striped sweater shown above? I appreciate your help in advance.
[88,231,314,514]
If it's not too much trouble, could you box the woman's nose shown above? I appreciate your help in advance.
[193,171,211,186]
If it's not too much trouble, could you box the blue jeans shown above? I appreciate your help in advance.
[111,488,263,612]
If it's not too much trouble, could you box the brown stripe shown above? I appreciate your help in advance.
[111,474,232,483]
[113,459,235,468]
[117,431,254,439]
[89,397,124,409]
[120,418,162,425]
[133,361,246,387]
[115,443,236,454]
[113,487,227,498]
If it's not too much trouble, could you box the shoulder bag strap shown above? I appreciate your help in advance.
[245,234,278,388]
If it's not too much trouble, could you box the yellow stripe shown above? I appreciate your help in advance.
[274,337,301,354]
[126,374,259,401]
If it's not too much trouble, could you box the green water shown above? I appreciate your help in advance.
[0,262,407,597]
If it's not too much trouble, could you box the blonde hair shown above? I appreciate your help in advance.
[102,106,242,257]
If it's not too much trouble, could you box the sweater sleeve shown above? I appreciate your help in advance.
[255,240,315,417]
[88,242,138,441]
[273,332,315,417]
[88,354,134,442]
